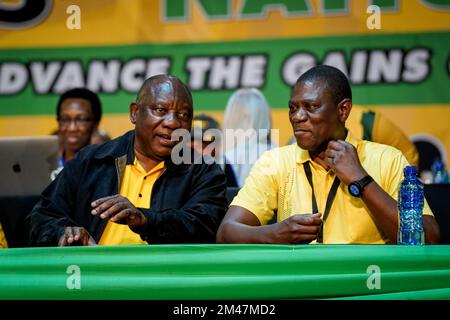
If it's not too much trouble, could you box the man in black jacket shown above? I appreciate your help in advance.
[29,75,228,246]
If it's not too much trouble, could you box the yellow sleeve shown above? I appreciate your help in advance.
[373,111,419,166]
[230,150,280,225]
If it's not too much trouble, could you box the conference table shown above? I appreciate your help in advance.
[1,244,450,300]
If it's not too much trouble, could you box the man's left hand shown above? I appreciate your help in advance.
[91,195,147,230]
[325,140,367,185]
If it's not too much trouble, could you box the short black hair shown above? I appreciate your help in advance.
[56,88,102,123]
[295,65,352,105]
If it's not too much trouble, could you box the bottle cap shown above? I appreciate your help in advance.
[404,165,417,177]
[435,161,444,170]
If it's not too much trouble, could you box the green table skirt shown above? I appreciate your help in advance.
[1,244,449,300]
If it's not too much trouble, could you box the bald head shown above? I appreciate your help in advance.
[130,74,194,166]
[136,74,193,108]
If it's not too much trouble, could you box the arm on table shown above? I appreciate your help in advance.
[217,205,322,244]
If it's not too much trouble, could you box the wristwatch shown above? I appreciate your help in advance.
[348,175,374,197]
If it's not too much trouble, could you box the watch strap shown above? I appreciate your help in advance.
[357,175,374,190]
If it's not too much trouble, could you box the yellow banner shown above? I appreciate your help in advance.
[1,0,449,48]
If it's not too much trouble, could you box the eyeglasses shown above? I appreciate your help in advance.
[58,117,94,128]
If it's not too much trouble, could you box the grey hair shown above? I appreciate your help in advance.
[223,88,272,143]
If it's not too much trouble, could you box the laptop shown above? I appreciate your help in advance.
[0,136,59,196]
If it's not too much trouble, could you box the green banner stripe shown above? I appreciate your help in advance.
[1,245,450,299]
[0,32,449,116]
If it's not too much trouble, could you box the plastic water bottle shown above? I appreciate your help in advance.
[431,159,449,184]
[398,165,424,245]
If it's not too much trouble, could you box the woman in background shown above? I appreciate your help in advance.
[51,88,104,180]
[223,88,276,187]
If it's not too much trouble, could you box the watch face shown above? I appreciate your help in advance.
[349,183,360,197]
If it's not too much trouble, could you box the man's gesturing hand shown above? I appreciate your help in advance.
[91,195,148,230]
[325,140,368,185]
[269,213,322,244]
[58,226,96,246]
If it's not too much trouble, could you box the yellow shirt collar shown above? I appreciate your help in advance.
[295,130,360,164]
[133,157,165,175]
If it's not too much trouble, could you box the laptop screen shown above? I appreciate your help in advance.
[0,136,59,196]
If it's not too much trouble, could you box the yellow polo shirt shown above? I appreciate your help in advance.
[99,159,165,246]
[231,131,433,244]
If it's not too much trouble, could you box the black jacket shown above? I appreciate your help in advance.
[29,130,228,246]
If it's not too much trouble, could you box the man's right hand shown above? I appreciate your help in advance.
[58,226,97,246]
[217,206,323,244]
[268,213,322,244]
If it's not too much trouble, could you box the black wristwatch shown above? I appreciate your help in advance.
[348,175,374,197]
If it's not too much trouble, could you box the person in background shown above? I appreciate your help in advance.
[29,75,227,246]
[222,88,276,187]
[190,113,238,187]
[217,65,440,245]
[50,88,104,180]
[354,108,418,166]
[91,128,111,145]
[56,87,102,165]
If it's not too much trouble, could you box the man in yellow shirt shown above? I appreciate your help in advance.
[29,75,228,246]
[216,65,440,244]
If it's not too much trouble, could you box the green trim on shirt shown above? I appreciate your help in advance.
[361,110,376,141]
